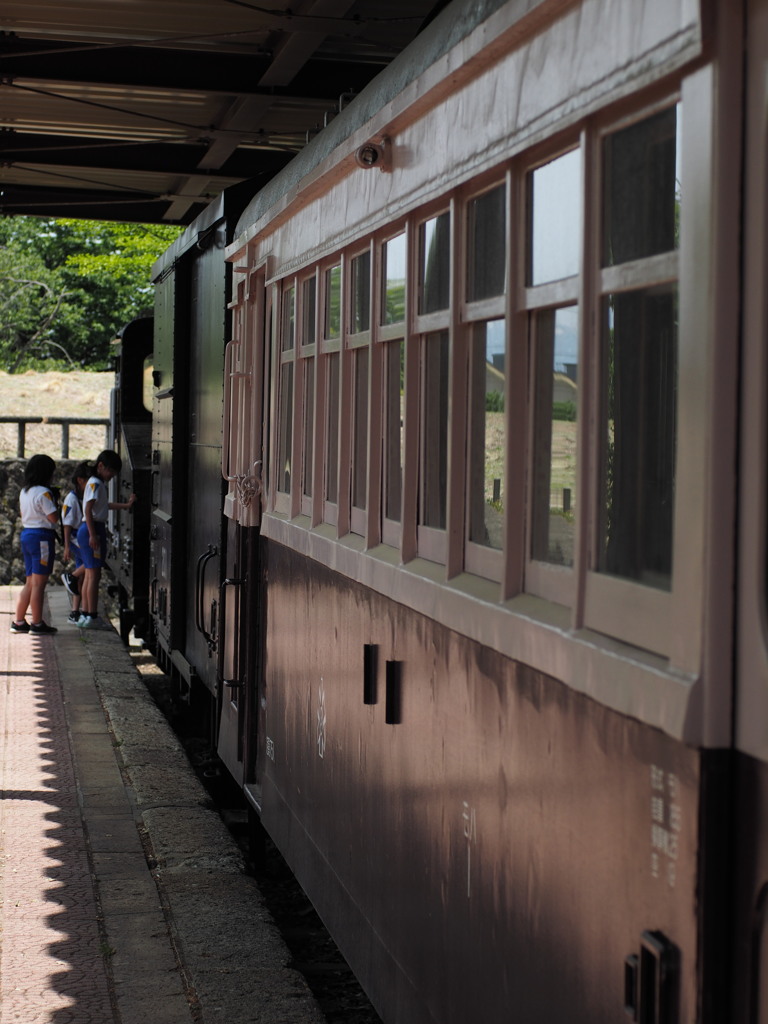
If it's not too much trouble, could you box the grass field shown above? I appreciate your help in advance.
[0,370,113,460]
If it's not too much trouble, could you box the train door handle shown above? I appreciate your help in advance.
[194,544,218,646]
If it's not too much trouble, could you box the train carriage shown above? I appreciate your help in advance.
[221,1,742,1021]
[121,0,768,1020]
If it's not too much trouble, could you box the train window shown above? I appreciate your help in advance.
[299,276,317,515]
[275,285,296,504]
[382,234,406,325]
[378,230,407,546]
[301,357,315,508]
[467,320,506,558]
[350,251,371,334]
[530,306,579,568]
[325,264,341,339]
[602,105,680,266]
[467,185,506,301]
[418,212,450,314]
[351,346,370,528]
[324,351,340,512]
[282,284,296,351]
[302,276,317,347]
[277,361,293,496]
[523,146,580,602]
[528,149,581,286]
[419,330,450,559]
[382,340,404,539]
[597,285,677,588]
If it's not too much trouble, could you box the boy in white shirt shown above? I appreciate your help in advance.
[75,450,136,628]
[61,461,90,623]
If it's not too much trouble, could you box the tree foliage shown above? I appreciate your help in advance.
[0,216,181,372]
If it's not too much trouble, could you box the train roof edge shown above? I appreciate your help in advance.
[229,0,514,246]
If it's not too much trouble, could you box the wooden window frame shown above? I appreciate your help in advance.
[413,202,452,566]
[298,271,318,519]
[460,177,509,584]
[346,244,373,538]
[580,99,683,657]
[274,279,297,516]
[518,144,582,607]
[376,226,409,549]
[319,258,343,528]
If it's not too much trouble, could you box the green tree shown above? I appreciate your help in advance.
[0,216,181,371]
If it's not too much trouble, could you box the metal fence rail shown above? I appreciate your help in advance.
[0,416,111,458]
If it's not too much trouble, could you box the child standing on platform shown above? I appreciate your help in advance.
[75,450,136,629]
[61,461,91,624]
[11,453,60,635]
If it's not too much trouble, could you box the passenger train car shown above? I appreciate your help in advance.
[110,0,768,1020]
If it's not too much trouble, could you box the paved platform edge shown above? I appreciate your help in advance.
[48,587,327,1024]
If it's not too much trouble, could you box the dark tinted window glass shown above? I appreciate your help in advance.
[603,106,680,266]
[419,213,450,314]
[420,331,450,528]
[598,285,677,588]
[468,186,506,301]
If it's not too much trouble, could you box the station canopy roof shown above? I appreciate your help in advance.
[0,0,443,224]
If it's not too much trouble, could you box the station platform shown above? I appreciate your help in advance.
[0,585,326,1024]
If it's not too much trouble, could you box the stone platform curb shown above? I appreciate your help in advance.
[48,587,326,1024]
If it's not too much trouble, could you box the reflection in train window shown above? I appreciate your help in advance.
[419,213,450,314]
[531,306,579,566]
[383,340,404,531]
[528,149,581,286]
[277,361,293,496]
[325,264,341,339]
[382,234,406,325]
[598,285,677,589]
[352,346,369,521]
[350,251,371,334]
[325,351,340,507]
[420,330,450,533]
[282,285,295,351]
[602,105,680,266]
[467,320,505,550]
[302,276,317,347]
[301,356,314,505]
[467,185,506,301]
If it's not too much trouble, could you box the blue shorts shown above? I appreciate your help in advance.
[76,521,107,569]
[69,536,84,570]
[21,528,57,577]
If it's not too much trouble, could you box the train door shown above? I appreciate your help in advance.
[150,265,177,660]
[180,229,228,699]
[217,267,268,793]
[733,0,768,1020]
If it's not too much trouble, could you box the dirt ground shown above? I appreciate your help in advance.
[0,370,113,460]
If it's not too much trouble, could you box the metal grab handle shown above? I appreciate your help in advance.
[221,339,236,482]
[194,544,218,642]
